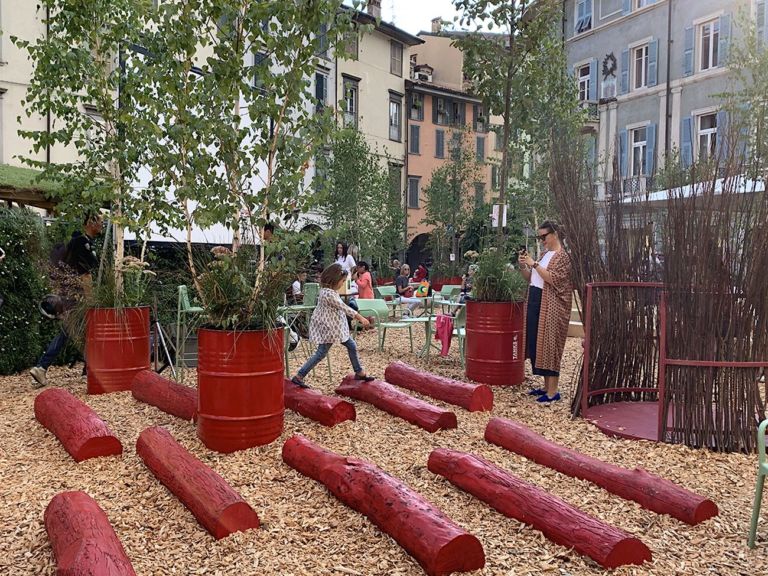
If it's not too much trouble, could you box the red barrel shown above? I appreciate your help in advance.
[465,301,525,386]
[86,307,150,394]
[197,328,284,453]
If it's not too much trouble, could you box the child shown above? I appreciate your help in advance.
[290,263,374,388]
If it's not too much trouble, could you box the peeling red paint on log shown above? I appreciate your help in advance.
[283,379,356,427]
[136,426,260,540]
[484,417,719,525]
[384,361,493,411]
[428,449,652,569]
[282,435,485,576]
[132,370,197,421]
[336,375,457,432]
[34,388,122,463]
[45,491,136,575]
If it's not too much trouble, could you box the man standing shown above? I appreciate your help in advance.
[29,213,102,388]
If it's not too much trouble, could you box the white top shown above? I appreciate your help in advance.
[291,280,302,295]
[308,287,357,344]
[531,250,556,289]
[336,254,356,273]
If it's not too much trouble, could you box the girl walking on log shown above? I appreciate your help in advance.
[518,220,573,404]
[290,264,374,389]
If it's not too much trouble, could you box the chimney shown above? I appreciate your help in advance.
[367,0,381,19]
[431,17,442,33]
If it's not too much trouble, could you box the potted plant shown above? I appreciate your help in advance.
[464,247,528,386]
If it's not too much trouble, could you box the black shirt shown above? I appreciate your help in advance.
[63,232,98,275]
[395,275,410,295]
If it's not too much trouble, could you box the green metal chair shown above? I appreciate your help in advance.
[303,282,319,306]
[355,298,413,353]
[452,305,467,366]
[748,418,768,547]
[176,285,204,379]
[374,285,400,318]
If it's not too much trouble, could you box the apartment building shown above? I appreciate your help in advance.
[564,0,757,198]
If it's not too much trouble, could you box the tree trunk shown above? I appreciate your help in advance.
[132,370,197,422]
[283,379,356,427]
[34,388,123,463]
[136,426,261,539]
[428,448,652,569]
[45,491,136,576]
[336,375,457,432]
[484,417,719,525]
[282,435,485,576]
[384,361,493,411]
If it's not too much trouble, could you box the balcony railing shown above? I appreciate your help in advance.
[579,100,599,122]
[605,176,656,198]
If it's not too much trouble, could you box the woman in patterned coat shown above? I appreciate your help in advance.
[517,220,573,403]
[290,264,374,388]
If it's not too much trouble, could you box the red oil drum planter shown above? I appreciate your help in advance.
[86,306,150,394]
[465,300,525,386]
[197,328,284,453]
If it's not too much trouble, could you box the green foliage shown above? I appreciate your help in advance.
[470,246,527,302]
[317,128,403,271]
[0,208,65,374]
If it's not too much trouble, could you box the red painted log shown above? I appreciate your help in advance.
[283,379,356,427]
[45,491,136,575]
[336,375,457,433]
[34,388,122,463]
[282,435,485,576]
[384,361,494,412]
[428,449,652,569]
[132,370,197,421]
[484,417,718,525]
[136,426,260,539]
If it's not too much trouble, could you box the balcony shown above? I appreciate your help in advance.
[579,100,599,122]
[606,176,656,198]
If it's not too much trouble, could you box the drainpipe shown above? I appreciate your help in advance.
[46,5,51,165]
[664,0,673,164]
[403,87,409,263]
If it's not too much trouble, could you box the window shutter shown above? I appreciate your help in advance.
[645,123,657,176]
[491,165,498,189]
[619,129,628,178]
[476,136,485,162]
[410,125,420,154]
[472,105,478,131]
[620,48,629,94]
[683,26,694,76]
[588,58,598,101]
[435,130,444,158]
[648,39,659,87]
[716,110,728,160]
[432,97,439,124]
[575,0,585,31]
[459,102,466,126]
[586,136,597,179]
[719,13,732,64]
[759,1,767,47]
[583,0,593,30]
[622,0,631,16]
[680,117,693,168]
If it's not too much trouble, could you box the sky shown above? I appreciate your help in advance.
[343,0,463,36]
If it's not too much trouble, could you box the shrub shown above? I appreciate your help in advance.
[470,246,527,303]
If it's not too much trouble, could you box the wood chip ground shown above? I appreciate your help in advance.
[1,331,766,575]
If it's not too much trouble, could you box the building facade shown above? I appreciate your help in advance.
[564,0,759,198]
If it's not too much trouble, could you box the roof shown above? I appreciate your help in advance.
[406,79,482,103]
[0,164,60,210]
[352,11,424,46]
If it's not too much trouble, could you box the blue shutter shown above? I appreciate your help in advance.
[584,0,593,29]
[645,123,657,175]
[588,58,598,101]
[719,14,732,65]
[683,26,694,76]
[619,129,628,178]
[759,1,767,47]
[716,110,728,160]
[586,136,597,179]
[620,48,629,94]
[576,0,585,31]
[648,39,659,87]
[622,0,631,16]
[435,130,444,158]
[410,125,420,154]
[476,136,485,162]
[681,117,693,168]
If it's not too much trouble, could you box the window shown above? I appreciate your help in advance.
[253,52,268,91]
[575,0,592,34]
[450,101,464,125]
[476,136,485,162]
[474,183,485,208]
[344,32,359,60]
[435,129,445,158]
[631,127,647,177]
[697,113,717,160]
[317,22,329,59]
[633,44,649,90]
[389,164,403,197]
[407,176,420,208]
[473,104,486,132]
[410,125,420,154]
[435,97,448,125]
[390,41,403,76]
[342,78,358,128]
[314,71,328,113]
[389,97,402,141]
[577,64,591,102]
[494,128,503,151]
[491,165,499,189]
[410,93,424,121]
[634,0,649,8]
[699,20,720,71]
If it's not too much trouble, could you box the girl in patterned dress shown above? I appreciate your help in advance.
[290,264,374,388]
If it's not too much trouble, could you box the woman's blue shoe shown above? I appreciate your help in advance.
[536,392,561,403]
[528,388,546,396]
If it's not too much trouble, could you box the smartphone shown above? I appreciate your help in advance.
[518,245,527,255]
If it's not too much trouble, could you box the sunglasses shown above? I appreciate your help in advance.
[537,231,552,242]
